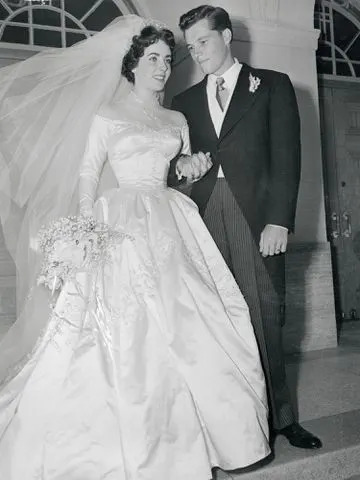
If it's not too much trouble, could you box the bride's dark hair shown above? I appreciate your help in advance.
[122,25,175,84]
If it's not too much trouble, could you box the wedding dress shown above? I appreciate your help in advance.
[0,99,269,479]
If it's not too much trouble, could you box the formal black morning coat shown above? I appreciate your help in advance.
[170,63,301,240]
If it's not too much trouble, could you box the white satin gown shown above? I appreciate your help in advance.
[0,113,270,479]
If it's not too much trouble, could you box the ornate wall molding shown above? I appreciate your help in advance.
[248,0,280,24]
[232,19,320,50]
[173,18,320,68]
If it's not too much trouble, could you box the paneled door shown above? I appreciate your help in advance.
[319,80,360,321]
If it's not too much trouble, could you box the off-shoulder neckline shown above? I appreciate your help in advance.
[95,114,127,123]
[94,113,186,131]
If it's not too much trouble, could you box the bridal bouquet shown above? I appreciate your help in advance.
[36,215,122,292]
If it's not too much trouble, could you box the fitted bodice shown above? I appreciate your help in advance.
[105,117,185,188]
[78,113,191,215]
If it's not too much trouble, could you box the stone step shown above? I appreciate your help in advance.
[215,409,360,480]
[285,338,360,423]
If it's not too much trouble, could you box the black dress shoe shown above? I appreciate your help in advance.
[278,423,322,449]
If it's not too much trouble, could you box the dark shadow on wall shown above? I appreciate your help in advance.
[163,44,199,106]
[292,85,326,244]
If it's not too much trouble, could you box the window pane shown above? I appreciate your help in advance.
[0,1,126,46]
[64,0,99,22]
[325,20,331,42]
[12,11,29,23]
[65,17,82,29]
[314,8,321,30]
[34,28,62,47]
[2,25,29,44]
[333,10,358,51]
[316,58,334,75]
[336,49,345,58]
[336,60,353,77]
[317,43,332,58]
[348,37,360,62]
[0,4,9,21]
[354,64,360,77]
[32,8,61,27]
[83,1,122,31]
[315,1,360,78]
[66,31,88,47]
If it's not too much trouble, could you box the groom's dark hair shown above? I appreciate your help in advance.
[179,5,233,39]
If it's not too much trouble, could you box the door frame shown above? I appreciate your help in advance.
[318,78,360,321]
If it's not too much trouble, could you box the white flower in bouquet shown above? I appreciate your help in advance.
[51,239,86,266]
[36,215,129,292]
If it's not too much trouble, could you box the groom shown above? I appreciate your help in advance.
[170,5,321,449]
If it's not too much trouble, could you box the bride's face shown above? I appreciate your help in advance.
[132,40,172,92]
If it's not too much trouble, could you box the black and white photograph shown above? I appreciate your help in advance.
[0,1,359,479]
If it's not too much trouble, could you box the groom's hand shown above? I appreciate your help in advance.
[176,152,212,183]
[259,224,288,257]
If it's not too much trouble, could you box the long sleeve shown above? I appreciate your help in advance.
[79,115,110,216]
[266,73,301,232]
[180,121,192,156]
[167,119,191,187]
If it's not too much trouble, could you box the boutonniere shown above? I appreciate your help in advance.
[249,73,261,93]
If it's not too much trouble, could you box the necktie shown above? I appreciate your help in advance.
[215,76,229,111]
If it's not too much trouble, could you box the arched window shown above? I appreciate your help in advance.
[0,0,140,49]
[315,0,360,78]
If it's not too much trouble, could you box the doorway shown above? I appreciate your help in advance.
[319,80,360,322]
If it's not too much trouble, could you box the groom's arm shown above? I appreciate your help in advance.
[265,73,301,233]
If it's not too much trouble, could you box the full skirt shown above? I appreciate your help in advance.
[0,186,269,480]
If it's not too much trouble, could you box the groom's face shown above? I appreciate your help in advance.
[184,19,231,76]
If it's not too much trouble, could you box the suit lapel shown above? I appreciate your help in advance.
[219,64,262,142]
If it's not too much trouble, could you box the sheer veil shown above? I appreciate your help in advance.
[0,14,159,383]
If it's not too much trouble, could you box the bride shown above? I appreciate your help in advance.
[0,15,269,479]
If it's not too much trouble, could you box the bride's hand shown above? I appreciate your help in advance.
[176,152,212,183]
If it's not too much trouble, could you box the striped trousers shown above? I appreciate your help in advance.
[202,179,295,430]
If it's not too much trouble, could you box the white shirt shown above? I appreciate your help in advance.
[207,59,242,178]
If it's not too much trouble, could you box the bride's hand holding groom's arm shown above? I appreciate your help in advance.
[175,151,212,183]
[167,110,212,184]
